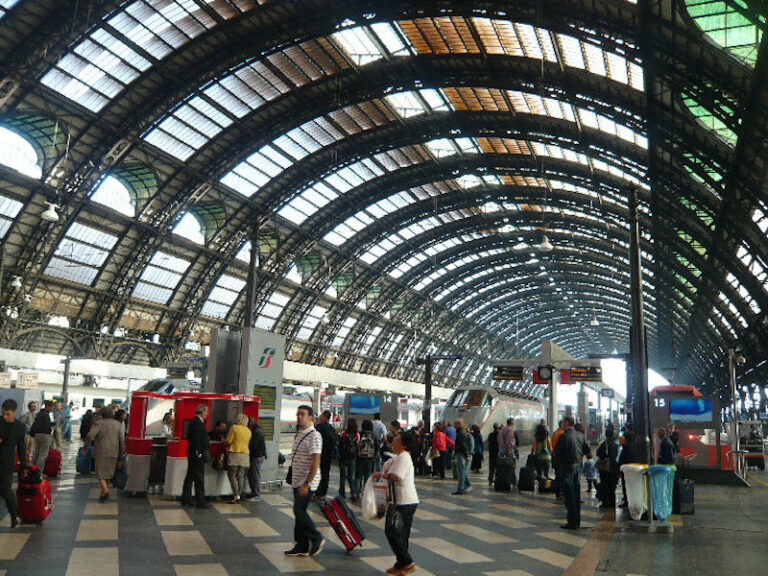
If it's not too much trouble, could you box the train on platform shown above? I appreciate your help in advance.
[441,385,546,445]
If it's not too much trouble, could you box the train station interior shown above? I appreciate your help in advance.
[0,0,767,575]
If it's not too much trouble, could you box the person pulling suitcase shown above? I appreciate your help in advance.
[0,399,26,527]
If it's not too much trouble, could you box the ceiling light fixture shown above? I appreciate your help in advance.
[320,313,330,325]
[537,235,554,252]
[10,276,22,289]
[590,316,600,327]
[41,203,59,222]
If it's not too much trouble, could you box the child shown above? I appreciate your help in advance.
[583,457,599,494]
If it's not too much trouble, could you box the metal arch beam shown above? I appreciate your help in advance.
[161,112,656,343]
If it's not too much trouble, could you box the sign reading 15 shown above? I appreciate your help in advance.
[653,398,666,407]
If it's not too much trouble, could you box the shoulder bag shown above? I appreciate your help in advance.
[286,429,313,484]
[385,477,405,533]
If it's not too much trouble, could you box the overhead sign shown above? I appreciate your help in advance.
[492,365,523,381]
[17,372,38,389]
[432,354,463,361]
[569,365,603,382]
[600,388,615,399]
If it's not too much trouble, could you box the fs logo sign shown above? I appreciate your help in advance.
[258,347,277,369]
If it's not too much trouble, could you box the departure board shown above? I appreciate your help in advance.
[493,365,524,380]
[569,365,602,382]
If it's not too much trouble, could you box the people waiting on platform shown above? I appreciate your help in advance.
[452,420,472,495]
[430,423,447,480]
[487,423,499,486]
[338,418,360,501]
[375,430,419,576]
[285,404,325,558]
[596,428,620,508]
[555,416,584,530]
[208,420,227,442]
[470,424,484,473]
[225,414,252,504]
[181,404,210,508]
[20,401,37,454]
[84,405,125,503]
[246,418,267,501]
[29,400,54,472]
[355,419,377,498]
[314,410,336,499]
[657,428,676,465]
[0,399,26,528]
[372,413,387,471]
[532,421,551,492]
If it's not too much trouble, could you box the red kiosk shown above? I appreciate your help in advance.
[125,391,260,496]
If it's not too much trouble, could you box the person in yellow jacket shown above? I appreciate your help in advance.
[226,414,252,503]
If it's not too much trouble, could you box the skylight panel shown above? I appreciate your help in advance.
[332,316,358,347]
[91,176,135,217]
[0,0,20,19]
[173,212,205,245]
[333,26,386,66]
[370,22,413,56]
[360,326,382,354]
[0,194,22,240]
[296,304,327,340]
[201,274,246,319]
[419,88,453,112]
[45,222,117,286]
[456,174,482,189]
[0,127,42,179]
[385,91,427,118]
[426,138,457,158]
[133,250,190,304]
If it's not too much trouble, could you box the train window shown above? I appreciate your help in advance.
[449,391,468,407]
[461,389,488,407]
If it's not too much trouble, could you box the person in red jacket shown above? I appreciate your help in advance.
[431,423,450,479]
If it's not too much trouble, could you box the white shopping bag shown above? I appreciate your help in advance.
[361,476,389,519]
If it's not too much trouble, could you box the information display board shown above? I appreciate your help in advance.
[569,365,602,382]
[492,365,523,381]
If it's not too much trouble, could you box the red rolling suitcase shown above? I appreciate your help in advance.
[18,467,53,524]
[44,448,62,478]
[320,495,365,552]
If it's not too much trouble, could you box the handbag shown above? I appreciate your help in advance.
[596,457,611,473]
[212,451,228,471]
[385,478,405,533]
[429,448,440,460]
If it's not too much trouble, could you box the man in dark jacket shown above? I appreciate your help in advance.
[452,420,472,495]
[657,428,676,465]
[596,428,620,507]
[314,410,336,498]
[247,420,267,501]
[181,404,210,508]
[487,423,499,485]
[29,400,54,471]
[0,399,26,527]
[554,416,584,529]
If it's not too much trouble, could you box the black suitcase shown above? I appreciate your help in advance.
[673,479,694,514]
[518,466,535,492]
[495,456,515,491]
[525,453,537,470]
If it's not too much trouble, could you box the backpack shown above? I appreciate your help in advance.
[358,431,375,459]
[339,431,359,461]
[461,430,472,455]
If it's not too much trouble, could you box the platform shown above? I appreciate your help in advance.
[1,446,766,575]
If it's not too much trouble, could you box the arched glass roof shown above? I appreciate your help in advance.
[0,0,765,393]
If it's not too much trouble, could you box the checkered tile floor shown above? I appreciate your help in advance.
[0,446,621,576]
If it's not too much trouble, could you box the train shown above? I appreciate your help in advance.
[441,385,546,446]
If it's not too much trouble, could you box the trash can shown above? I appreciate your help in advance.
[648,465,676,521]
[620,464,648,520]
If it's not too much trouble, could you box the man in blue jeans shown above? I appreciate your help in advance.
[452,419,472,495]
[554,416,584,529]
[285,405,326,557]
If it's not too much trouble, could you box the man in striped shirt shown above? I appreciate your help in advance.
[285,405,325,557]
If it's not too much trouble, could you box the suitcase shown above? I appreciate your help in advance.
[77,446,94,474]
[673,479,694,514]
[44,448,62,478]
[18,478,53,524]
[320,495,365,552]
[518,466,535,492]
[495,456,516,491]
[525,453,537,470]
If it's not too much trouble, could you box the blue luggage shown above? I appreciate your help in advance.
[76,446,94,474]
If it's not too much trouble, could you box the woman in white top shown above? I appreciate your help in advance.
[373,430,419,576]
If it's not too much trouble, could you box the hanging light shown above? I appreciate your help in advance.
[10,276,22,289]
[537,235,554,252]
[320,313,330,325]
[590,316,600,327]
[41,203,59,222]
